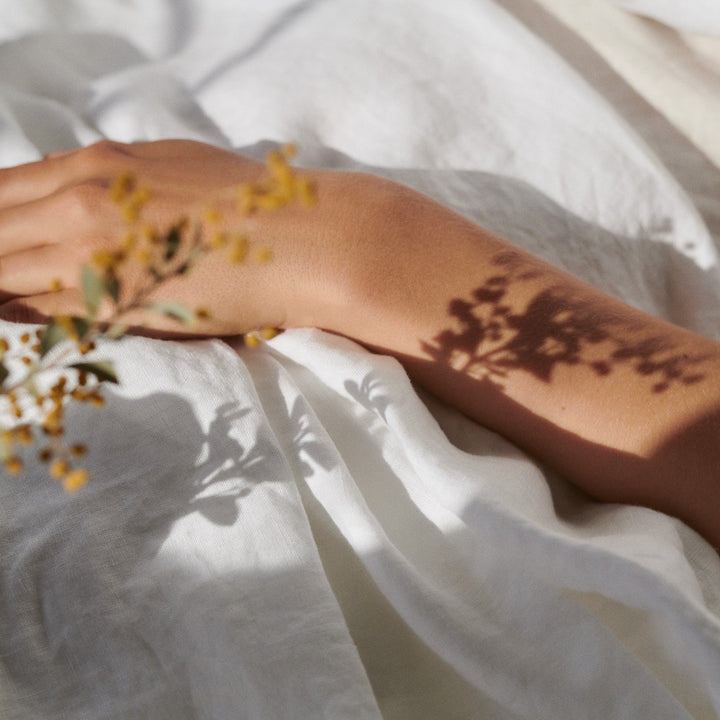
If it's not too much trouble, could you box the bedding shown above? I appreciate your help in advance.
[0,0,719,718]
[606,0,720,36]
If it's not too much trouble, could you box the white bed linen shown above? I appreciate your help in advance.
[0,1,719,718]
[606,0,720,36]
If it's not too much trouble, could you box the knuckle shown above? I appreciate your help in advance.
[72,139,132,174]
[61,179,111,220]
[86,138,128,159]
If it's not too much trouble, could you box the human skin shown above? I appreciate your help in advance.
[0,139,718,549]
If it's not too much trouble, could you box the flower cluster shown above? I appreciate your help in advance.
[237,144,315,214]
[0,329,104,490]
[0,144,315,489]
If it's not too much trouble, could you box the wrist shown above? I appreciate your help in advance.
[279,170,404,334]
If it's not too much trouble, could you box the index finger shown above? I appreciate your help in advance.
[0,140,135,209]
[0,155,66,209]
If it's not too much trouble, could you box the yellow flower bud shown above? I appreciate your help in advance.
[121,203,140,224]
[295,177,317,208]
[203,207,222,225]
[237,184,256,215]
[93,249,116,270]
[121,188,150,224]
[210,231,227,250]
[255,247,274,265]
[62,468,88,492]
[70,444,88,458]
[228,235,248,264]
[135,248,152,266]
[109,171,135,204]
[255,193,283,212]
[90,393,105,408]
[268,152,293,187]
[121,231,137,252]
[130,187,150,207]
[43,405,64,434]
[4,457,23,475]
[56,315,78,340]
[13,425,33,446]
[140,224,155,244]
[49,458,69,479]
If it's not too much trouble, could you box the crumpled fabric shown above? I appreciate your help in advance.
[0,1,719,718]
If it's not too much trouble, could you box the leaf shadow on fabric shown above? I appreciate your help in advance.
[0,389,276,718]
[248,345,455,570]
[343,372,391,422]
[286,394,338,479]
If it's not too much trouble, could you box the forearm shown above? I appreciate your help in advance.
[309,174,720,548]
[1,141,716,547]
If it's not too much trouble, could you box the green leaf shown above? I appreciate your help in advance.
[69,360,119,384]
[104,274,120,304]
[164,225,182,262]
[144,301,196,325]
[0,362,8,387]
[105,323,129,340]
[71,316,91,339]
[40,319,68,357]
[176,245,202,277]
[82,265,106,316]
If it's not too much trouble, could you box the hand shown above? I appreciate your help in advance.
[0,139,348,336]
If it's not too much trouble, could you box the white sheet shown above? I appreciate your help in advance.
[606,0,720,36]
[1,1,719,718]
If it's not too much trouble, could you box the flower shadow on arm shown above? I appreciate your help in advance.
[421,251,709,395]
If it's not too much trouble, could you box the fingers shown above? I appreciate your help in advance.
[0,245,85,296]
[0,140,134,210]
[0,289,85,326]
[0,181,120,271]
[0,138,281,338]
[0,139,257,217]
[0,198,50,256]
[0,194,76,257]
[0,290,222,340]
[0,156,71,209]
